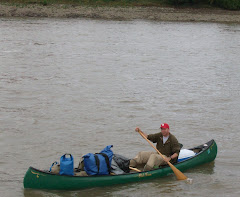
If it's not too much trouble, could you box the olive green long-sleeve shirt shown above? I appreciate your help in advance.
[147,132,180,164]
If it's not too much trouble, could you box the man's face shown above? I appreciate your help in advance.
[161,128,169,137]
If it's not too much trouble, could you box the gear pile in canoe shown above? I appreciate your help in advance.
[23,139,217,190]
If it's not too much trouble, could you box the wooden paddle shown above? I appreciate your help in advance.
[137,130,188,180]
[129,166,141,172]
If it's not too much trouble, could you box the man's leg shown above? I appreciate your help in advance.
[129,151,155,167]
[143,154,167,171]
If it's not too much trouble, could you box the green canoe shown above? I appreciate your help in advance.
[24,139,217,190]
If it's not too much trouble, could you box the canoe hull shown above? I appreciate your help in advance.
[24,139,217,190]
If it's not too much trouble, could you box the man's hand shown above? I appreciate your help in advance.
[135,127,148,138]
[165,157,172,163]
[135,127,141,132]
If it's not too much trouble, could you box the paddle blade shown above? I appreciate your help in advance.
[168,162,188,180]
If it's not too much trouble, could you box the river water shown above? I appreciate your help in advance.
[0,18,240,197]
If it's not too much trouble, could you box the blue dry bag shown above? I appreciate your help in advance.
[60,154,74,176]
[49,161,59,172]
[83,145,113,175]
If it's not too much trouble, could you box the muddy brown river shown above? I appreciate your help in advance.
[0,18,240,197]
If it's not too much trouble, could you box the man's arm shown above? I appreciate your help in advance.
[168,136,181,163]
[164,153,179,163]
[170,153,179,160]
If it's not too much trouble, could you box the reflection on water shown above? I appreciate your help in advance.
[186,162,215,175]
[0,18,240,197]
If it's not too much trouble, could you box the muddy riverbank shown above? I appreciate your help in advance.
[0,3,240,23]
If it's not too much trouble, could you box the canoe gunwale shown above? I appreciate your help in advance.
[176,139,215,164]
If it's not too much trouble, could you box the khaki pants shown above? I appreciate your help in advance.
[130,151,167,171]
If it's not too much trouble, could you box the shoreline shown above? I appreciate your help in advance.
[1,4,240,23]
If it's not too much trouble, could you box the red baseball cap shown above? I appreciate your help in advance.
[160,123,169,129]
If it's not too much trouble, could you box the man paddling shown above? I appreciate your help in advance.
[130,123,180,171]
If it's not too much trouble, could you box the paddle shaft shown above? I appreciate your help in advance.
[129,166,141,172]
[138,131,167,161]
[138,130,188,180]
